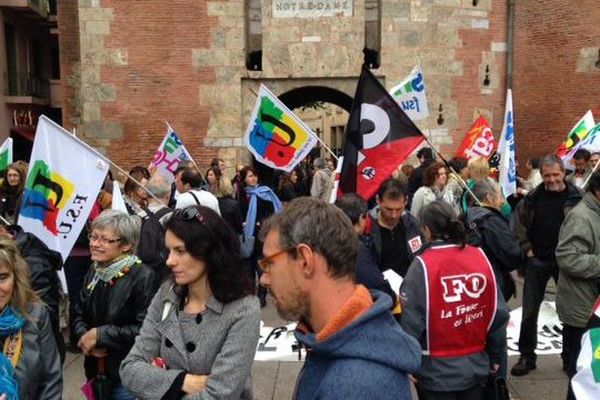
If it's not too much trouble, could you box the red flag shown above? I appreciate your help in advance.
[338,66,426,200]
[455,116,496,160]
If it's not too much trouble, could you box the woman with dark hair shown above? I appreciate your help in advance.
[445,156,469,213]
[0,236,62,399]
[238,165,282,307]
[277,170,299,203]
[123,166,151,215]
[400,201,509,400]
[204,167,222,195]
[120,206,260,399]
[410,162,454,217]
[0,162,27,224]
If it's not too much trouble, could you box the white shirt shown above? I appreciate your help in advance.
[175,189,221,216]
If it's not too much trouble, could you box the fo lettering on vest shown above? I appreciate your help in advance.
[419,244,497,358]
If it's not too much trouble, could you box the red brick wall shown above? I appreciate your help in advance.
[99,0,219,169]
[57,0,81,127]
[448,0,508,157]
[513,0,600,165]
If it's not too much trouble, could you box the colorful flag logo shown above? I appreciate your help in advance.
[338,66,425,200]
[150,124,193,183]
[0,138,13,175]
[389,64,429,121]
[244,85,317,172]
[556,111,596,169]
[455,116,496,160]
[20,160,75,235]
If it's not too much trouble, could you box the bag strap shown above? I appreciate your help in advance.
[188,191,201,206]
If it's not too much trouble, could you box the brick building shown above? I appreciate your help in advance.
[3,0,598,174]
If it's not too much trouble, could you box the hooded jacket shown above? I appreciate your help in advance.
[465,206,523,300]
[556,192,600,328]
[293,290,421,400]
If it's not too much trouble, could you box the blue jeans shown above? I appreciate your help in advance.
[111,384,135,400]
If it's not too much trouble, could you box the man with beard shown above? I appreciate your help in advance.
[258,197,421,400]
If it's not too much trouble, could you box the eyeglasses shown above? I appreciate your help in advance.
[258,247,295,273]
[88,234,122,245]
[174,207,205,224]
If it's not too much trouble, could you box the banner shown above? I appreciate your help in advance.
[389,65,429,121]
[506,301,562,356]
[572,328,600,400]
[255,321,307,362]
[149,124,193,183]
[338,66,425,200]
[244,85,318,172]
[556,110,595,169]
[497,89,517,198]
[455,116,496,160]
[18,116,109,266]
[0,137,13,175]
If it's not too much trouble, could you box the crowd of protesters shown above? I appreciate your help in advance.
[0,146,598,399]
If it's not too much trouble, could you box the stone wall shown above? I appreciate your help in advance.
[59,0,514,172]
[513,0,600,163]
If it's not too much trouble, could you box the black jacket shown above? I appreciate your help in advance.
[72,260,158,385]
[356,235,396,304]
[14,229,65,361]
[466,206,524,300]
[367,209,424,277]
[218,196,243,234]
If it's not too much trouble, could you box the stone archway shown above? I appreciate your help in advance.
[278,86,353,113]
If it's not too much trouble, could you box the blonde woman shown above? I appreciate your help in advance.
[0,237,62,399]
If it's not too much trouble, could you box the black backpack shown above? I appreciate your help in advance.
[137,206,172,280]
[462,212,491,249]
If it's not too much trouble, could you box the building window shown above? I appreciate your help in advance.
[364,0,381,69]
[245,0,262,71]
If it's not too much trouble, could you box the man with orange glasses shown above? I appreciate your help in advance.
[258,197,421,400]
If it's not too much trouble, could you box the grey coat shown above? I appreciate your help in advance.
[13,302,62,400]
[556,192,600,327]
[120,282,260,400]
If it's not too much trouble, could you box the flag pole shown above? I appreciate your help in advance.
[581,158,600,189]
[422,137,483,207]
[39,116,162,203]
[246,86,339,161]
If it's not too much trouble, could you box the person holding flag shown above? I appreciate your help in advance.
[555,171,600,400]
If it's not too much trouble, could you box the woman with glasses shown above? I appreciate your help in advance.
[0,236,62,399]
[0,162,27,225]
[410,162,454,218]
[72,209,158,399]
[120,206,260,399]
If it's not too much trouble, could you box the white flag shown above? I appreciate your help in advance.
[244,85,318,172]
[149,123,193,183]
[18,116,109,265]
[389,65,429,121]
[498,89,517,198]
[111,180,128,213]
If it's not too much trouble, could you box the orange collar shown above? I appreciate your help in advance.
[316,284,373,343]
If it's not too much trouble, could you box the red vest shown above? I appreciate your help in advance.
[418,244,497,358]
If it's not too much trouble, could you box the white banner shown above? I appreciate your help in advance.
[149,124,193,183]
[273,0,352,18]
[498,89,517,198]
[390,65,430,121]
[506,301,563,356]
[255,321,307,362]
[18,116,109,265]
